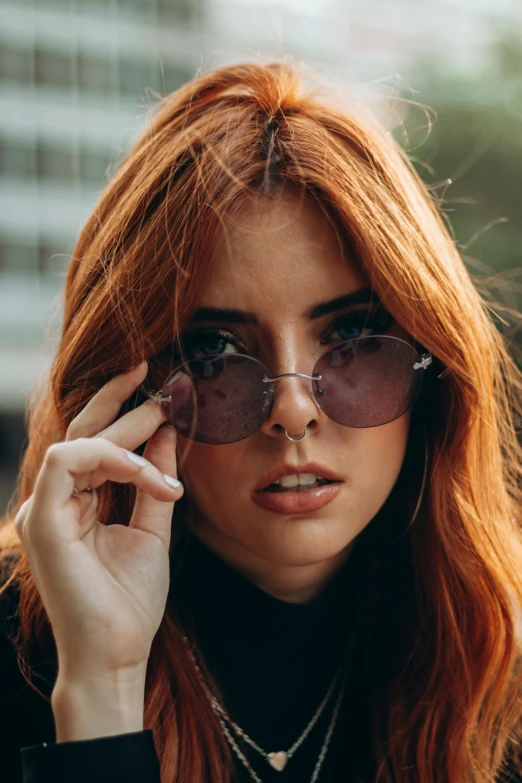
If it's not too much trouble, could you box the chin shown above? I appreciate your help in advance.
[248,517,356,568]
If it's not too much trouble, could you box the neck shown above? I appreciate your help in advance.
[190,521,354,604]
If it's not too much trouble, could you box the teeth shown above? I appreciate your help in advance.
[277,473,324,488]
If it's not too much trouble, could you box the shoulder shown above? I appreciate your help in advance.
[0,550,57,698]
[0,551,22,644]
[0,554,55,782]
[0,550,25,700]
[0,550,56,745]
[0,551,56,691]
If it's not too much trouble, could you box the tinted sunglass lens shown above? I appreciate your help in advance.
[312,335,423,428]
[162,354,273,445]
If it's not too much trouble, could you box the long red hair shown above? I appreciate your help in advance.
[1,60,522,783]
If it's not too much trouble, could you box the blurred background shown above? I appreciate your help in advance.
[0,0,521,513]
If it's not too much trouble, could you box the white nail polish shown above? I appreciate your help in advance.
[164,474,182,489]
[124,450,149,468]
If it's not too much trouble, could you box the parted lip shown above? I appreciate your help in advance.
[255,462,344,491]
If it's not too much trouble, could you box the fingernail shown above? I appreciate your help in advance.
[124,450,149,468]
[160,424,176,437]
[164,474,182,490]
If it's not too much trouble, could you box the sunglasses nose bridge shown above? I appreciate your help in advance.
[261,371,323,405]
[260,371,324,435]
[262,371,322,384]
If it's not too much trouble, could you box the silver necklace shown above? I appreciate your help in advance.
[183,636,349,782]
[215,678,346,783]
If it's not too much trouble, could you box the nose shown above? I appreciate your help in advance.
[258,369,323,440]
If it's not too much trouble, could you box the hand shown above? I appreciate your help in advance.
[14,361,184,684]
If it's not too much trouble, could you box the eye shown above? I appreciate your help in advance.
[179,327,247,360]
[322,306,395,344]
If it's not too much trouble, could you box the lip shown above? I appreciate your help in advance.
[251,482,343,514]
[255,461,344,491]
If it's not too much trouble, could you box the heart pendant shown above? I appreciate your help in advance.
[268,751,288,771]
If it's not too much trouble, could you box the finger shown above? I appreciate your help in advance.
[93,399,168,452]
[93,371,192,452]
[70,484,99,517]
[86,375,193,485]
[128,425,182,550]
[85,400,168,490]
[15,475,96,550]
[31,438,182,543]
[65,361,148,441]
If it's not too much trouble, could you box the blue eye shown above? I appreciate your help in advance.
[325,307,394,344]
[181,328,244,359]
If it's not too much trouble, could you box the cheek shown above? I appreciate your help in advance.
[176,438,250,509]
[352,413,410,501]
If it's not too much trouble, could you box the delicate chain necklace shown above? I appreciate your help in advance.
[212,667,342,770]
[215,679,346,783]
[183,635,350,782]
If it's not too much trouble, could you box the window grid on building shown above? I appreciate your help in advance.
[0,0,200,278]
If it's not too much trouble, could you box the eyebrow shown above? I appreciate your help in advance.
[187,286,376,325]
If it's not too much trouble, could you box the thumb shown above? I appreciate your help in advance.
[128,425,182,551]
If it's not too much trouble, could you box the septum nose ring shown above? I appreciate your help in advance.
[262,370,320,445]
[285,427,307,442]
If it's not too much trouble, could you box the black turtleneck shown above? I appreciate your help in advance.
[174,533,370,782]
[3,534,520,782]
[1,532,376,782]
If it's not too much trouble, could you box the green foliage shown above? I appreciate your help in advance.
[394,30,522,275]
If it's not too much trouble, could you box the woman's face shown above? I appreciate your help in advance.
[175,193,411,597]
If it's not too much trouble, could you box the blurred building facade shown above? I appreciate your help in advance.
[0,0,204,510]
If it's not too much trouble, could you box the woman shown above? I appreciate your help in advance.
[0,60,521,783]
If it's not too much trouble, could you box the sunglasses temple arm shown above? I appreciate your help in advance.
[138,382,171,403]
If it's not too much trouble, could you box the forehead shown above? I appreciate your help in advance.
[199,194,367,318]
